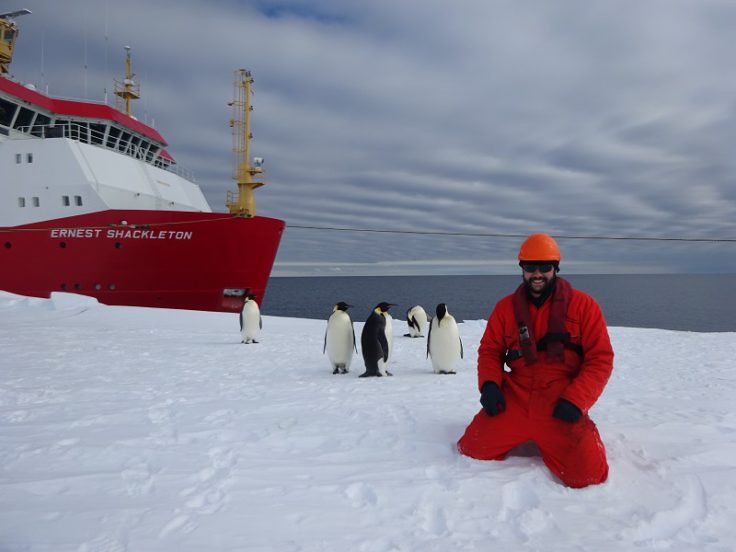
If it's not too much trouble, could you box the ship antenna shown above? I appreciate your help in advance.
[0,8,32,74]
[114,46,140,115]
[226,69,265,218]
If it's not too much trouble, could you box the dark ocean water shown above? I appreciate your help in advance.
[261,274,736,332]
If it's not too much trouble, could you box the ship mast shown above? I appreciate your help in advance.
[0,9,31,74]
[114,46,140,115]
[226,69,264,218]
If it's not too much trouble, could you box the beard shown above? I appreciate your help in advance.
[524,272,556,297]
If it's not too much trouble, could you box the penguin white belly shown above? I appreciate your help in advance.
[384,313,393,363]
[428,316,462,373]
[326,311,354,371]
[241,302,261,343]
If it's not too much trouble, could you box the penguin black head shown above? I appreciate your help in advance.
[435,303,448,323]
[334,301,352,311]
[374,302,396,313]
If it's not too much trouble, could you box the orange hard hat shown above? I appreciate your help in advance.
[518,233,561,262]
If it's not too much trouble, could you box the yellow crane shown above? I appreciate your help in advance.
[226,69,264,218]
[0,9,31,74]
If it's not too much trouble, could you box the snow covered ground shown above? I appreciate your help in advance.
[1,291,735,552]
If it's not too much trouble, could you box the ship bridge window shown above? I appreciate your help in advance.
[71,121,90,144]
[138,140,151,160]
[118,131,131,153]
[90,123,106,145]
[0,98,18,127]
[129,135,142,157]
[31,114,51,137]
[13,106,34,131]
[53,119,69,137]
[146,145,159,162]
[106,125,121,148]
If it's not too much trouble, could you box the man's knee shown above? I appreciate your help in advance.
[457,410,522,461]
[541,419,609,488]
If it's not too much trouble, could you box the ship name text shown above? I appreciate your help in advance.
[50,229,194,240]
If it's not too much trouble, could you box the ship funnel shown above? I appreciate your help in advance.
[0,9,31,74]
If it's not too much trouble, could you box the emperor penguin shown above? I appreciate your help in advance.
[404,305,428,337]
[240,294,262,344]
[359,302,395,377]
[427,303,463,374]
[324,302,357,374]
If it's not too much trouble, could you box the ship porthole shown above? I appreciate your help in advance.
[59,242,67,248]
[94,283,102,290]
[60,283,67,290]
[108,283,116,290]
[74,283,81,290]
[115,242,122,249]
[3,242,10,249]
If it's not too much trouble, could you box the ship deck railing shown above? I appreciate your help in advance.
[13,121,196,183]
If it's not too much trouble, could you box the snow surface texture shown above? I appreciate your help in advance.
[1,291,735,551]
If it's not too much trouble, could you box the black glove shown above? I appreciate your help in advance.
[553,399,582,423]
[480,381,506,416]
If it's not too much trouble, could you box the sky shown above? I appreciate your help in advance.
[4,0,736,275]
[2,290,735,550]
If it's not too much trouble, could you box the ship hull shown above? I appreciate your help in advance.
[0,210,284,312]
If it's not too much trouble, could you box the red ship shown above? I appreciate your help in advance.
[0,10,284,312]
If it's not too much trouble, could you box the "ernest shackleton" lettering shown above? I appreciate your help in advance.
[50,229,193,240]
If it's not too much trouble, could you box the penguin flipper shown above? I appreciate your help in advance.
[426,320,433,358]
[259,315,263,330]
[408,316,419,331]
[352,322,358,353]
[460,337,464,359]
[378,332,389,363]
[323,327,327,354]
[239,311,243,331]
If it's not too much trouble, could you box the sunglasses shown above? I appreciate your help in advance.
[521,263,555,273]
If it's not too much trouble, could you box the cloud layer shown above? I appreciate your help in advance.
[8,0,736,274]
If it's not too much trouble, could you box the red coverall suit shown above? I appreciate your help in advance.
[457,278,614,488]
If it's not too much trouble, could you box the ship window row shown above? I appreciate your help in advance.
[17,196,40,207]
[61,195,84,206]
[15,153,33,163]
[0,97,170,168]
[16,195,83,208]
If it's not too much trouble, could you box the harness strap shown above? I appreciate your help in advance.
[503,331,584,364]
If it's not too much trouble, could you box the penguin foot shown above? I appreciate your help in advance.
[359,371,379,378]
[403,333,411,337]
[333,367,340,375]
[438,370,456,375]
[385,371,393,376]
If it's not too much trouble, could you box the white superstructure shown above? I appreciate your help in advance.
[0,80,211,227]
